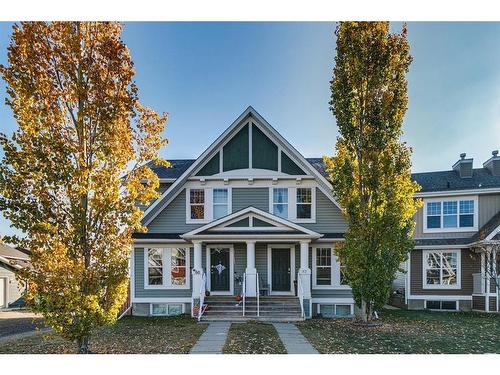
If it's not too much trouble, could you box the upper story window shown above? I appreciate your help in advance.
[296,188,312,219]
[423,250,461,289]
[213,188,228,219]
[190,189,205,220]
[424,196,477,232]
[312,246,349,289]
[272,188,289,219]
[145,247,189,289]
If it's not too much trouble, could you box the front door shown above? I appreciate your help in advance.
[271,248,291,292]
[210,248,230,292]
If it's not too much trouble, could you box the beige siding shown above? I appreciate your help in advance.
[410,249,480,296]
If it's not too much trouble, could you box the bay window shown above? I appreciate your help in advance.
[145,247,190,288]
[424,197,477,232]
[423,250,461,289]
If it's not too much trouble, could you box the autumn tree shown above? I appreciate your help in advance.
[0,22,168,352]
[325,22,421,322]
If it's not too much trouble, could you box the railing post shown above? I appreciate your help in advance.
[298,241,311,318]
[192,241,203,317]
[245,241,257,297]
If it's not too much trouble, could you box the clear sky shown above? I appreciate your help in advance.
[0,22,499,237]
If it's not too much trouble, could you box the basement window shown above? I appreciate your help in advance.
[151,303,183,316]
[425,300,458,311]
[318,304,353,317]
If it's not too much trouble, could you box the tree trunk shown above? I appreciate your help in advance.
[360,299,373,323]
[76,336,90,354]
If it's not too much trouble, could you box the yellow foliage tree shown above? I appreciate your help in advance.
[0,22,168,353]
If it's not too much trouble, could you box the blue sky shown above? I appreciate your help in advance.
[0,22,500,237]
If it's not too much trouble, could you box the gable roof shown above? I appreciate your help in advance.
[141,106,340,226]
[0,243,31,270]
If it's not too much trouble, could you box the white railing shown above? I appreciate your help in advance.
[197,273,206,322]
[242,273,260,317]
[297,273,305,318]
[472,273,484,295]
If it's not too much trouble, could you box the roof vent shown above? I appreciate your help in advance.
[483,150,500,176]
[452,153,473,178]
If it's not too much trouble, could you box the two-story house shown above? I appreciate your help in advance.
[130,106,500,320]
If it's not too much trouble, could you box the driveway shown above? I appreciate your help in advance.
[0,310,45,338]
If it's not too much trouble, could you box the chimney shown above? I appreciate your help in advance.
[483,150,500,176]
[452,153,473,178]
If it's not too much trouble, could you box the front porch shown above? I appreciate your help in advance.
[471,243,499,312]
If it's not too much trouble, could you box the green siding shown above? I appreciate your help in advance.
[253,218,274,227]
[227,218,249,227]
[223,124,249,171]
[255,243,268,287]
[252,124,278,171]
[232,187,269,212]
[281,151,305,175]
[301,188,348,233]
[196,152,220,176]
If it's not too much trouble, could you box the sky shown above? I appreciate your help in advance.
[0,22,499,237]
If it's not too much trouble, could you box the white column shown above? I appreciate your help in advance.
[245,241,257,297]
[192,241,203,298]
[298,240,311,299]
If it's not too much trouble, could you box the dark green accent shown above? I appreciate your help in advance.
[223,124,249,171]
[196,152,220,176]
[281,151,306,175]
[252,124,278,171]
[271,248,291,292]
[226,218,249,227]
[210,249,230,291]
[253,218,275,227]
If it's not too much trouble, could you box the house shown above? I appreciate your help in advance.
[408,152,500,312]
[131,106,500,320]
[0,243,30,309]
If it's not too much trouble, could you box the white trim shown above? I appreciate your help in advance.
[414,244,466,249]
[312,297,355,304]
[130,249,135,301]
[409,295,472,301]
[206,245,235,295]
[311,245,350,290]
[132,297,192,303]
[486,223,500,241]
[414,187,500,198]
[317,302,355,316]
[150,302,186,316]
[422,249,462,290]
[248,120,253,169]
[268,186,316,224]
[422,196,478,233]
[267,244,295,295]
[143,246,191,290]
[134,239,188,244]
[0,276,8,308]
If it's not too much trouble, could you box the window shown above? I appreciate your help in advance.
[213,188,228,219]
[190,189,205,220]
[318,304,353,318]
[424,197,476,231]
[425,300,457,311]
[423,250,460,289]
[316,248,332,285]
[145,248,190,288]
[272,188,288,218]
[296,188,312,219]
[151,303,183,316]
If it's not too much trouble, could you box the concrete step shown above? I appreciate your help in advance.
[200,316,304,322]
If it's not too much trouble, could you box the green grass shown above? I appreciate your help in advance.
[0,315,208,354]
[223,321,287,354]
[297,308,500,354]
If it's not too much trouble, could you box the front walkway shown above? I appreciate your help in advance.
[190,322,231,354]
[272,323,318,354]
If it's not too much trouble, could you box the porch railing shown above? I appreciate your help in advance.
[297,273,305,319]
[242,272,260,317]
[242,273,246,316]
[197,273,207,322]
[472,273,484,294]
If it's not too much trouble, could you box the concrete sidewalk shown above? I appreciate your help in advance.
[273,323,318,354]
[189,322,231,354]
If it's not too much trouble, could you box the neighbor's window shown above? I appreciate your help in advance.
[272,188,288,219]
[146,248,189,288]
[315,248,332,286]
[190,189,205,220]
[424,250,460,288]
[296,188,312,219]
[213,188,228,219]
[425,199,475,230]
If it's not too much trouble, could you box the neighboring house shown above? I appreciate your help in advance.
[0,243,30,309]
[131,106,500,319]
[408,152,500,312]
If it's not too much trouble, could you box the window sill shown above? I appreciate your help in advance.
[422,284,461,290]
[144,285,190,290]
[422,227,477,234]
[312,285,351,290]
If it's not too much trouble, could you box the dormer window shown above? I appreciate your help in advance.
[424,197,477,232]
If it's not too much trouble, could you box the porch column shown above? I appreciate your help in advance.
[192,241,204,298]
[245,240,257,297]
[298,240,311,299]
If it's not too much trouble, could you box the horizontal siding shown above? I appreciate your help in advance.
[478,193,500,227]
[302,188,348,233]
[0,263,25,307]
[410,249,480,296]
[232,188,269,212]
[255,243,268,287]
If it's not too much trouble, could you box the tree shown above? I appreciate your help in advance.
[325,22,421,322]
[0,22,168,352]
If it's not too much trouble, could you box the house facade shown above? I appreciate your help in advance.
[0,244,30,309]
[131,106,500,319]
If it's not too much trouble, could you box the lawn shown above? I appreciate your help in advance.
[0,315,207,354]
[297,308,500,354]
[223,321,287,354]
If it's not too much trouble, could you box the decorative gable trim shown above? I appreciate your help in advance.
[142,106,340,226]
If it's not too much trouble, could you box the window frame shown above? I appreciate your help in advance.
[268,186,316,223]
[150,303,185,316]
[317,303,354,317]
[144,246,191,290]
[186,187,232,224]
[423,196,478,233]
[212,188,230,220]
[312,245,350,289]
[422,249,461,290]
